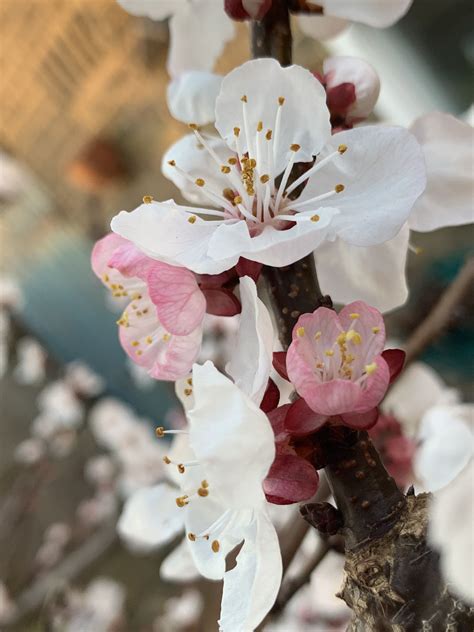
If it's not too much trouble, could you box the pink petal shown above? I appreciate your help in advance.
[272,351,289,381]
[353,355,390,413]
[340,407,379,429]
[235,257,263,282]
[263,454,319,505]
[300,379,362,417]
[91,233,127,280]
[201,288,241,317]
[118,294,202,381]
[285,397,329,436]
[382,348,406,383]
[147,264,206,336]
[260,378,280,414]
[108,241,154,280]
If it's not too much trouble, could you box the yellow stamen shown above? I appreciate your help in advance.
[131,340,140,347]
[188,215,197,224]
[365,362,377,375]
[176,495,189,508]
[188,123,199,130]
[310,214,320,222]
[167,159,176,166]
[163,456,171,464]
[372,326,380,334]
[290,143,301,152]
[221,165,231,174]
[188,533,196,541]
[195,178,205,187]
[184,388,193,397]
[228,157,238,165]
[260,174,270,184]
[314,331,322,340]
[346,330,362,345]
[278,96,285,105]
[142,195,154,204]
[178,464,185,474]
[257,121,263,132]
[198,487,209,497]
[266,130,272,141]
[338,144,348,154]
[234,127,241,137]
[296,326,305,337]
[241,95,248,103]
[349,313,360,320]
[234,195,243,205]
[155,427,165,437]
[335,184,345,193]
[211,540,220,553]
[325,349,334,357]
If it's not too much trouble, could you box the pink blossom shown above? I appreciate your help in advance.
[92,233,244,380]
[287,301,392,418]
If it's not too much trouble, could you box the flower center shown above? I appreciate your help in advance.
[167,96,348,232]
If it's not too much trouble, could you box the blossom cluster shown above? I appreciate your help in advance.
[89,5,474,628]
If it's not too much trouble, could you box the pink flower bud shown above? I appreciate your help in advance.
[323,56,380,126]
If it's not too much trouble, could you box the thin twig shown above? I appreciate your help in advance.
[405,257,474,365]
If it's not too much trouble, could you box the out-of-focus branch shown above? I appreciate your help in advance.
[405,256,474,365]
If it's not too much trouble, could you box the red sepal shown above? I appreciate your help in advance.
[235,257,262,282]
[285,397,328,436]
[272,351,288,381]
[382,349,406,384]
[264,454,319,505]
[260,378,280,413]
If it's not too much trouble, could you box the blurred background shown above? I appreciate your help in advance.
[0,0,472,630]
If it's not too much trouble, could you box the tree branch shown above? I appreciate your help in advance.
[405,256,474,365]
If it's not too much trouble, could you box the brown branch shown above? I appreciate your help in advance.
[404,256,474,365]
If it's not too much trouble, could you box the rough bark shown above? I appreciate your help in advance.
[251,3,474,630]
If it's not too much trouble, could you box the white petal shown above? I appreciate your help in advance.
[167,71,222,125]
[168,1,234,77]
[185,504,244,580]
[382,363,460,436]
[219,512,282,632]
[323,56,380,122]
[162,134,229,206]
[297,14,349,40]
[314,224,409,313]
[409,112,474,232]
[415,405,474,492]
[321,0,413,28]
[429,459,474,603]
[215,58,331,175]
[208,208,339,267]
[116,0,175,20]
[117,484,183,550]
[111,202,239,274]
[300,125,426,246]
[160,538,200,582]
[227,277,274,405]
[189,362,275,510]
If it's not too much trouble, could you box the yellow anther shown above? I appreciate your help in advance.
[142,195,154,204]
[310,215,320,222]
[221,165,231,174]
[178,464,185,474]
[346,330,362,345]
[336,332,347,345]
[163,333,171,342]
[241,95,248,103]
[234,127,241,137]
[266,129,272,141]
[335,184,345,193]
[188,215,197,224]
[372,326,380,334]
[290,143,301,152]
[184,388,193,397]
[211,540,220,553]
[278,96,285,106]
[248,158,257,168]
[188,123,199,130]
[257,121,263,132]
[186,377,193,386]
[314,331,322,340]
[198,487,209,497]
[163,456,171,464]
[195,178,205,187]
[131,340,140,347]
[228,157,237,165]
[146,336,153,344]
[234,195,243,205]
[296,326,305,337]
[167,159,176,166]
[155,426,165,437]
[338,144,348,154]
[349,313,360,320]
[260,174,270,184]
[365,362,378,375]
[176,495,189,508]
[188,533,196,541]
[102,273,110,283]
[325,349,335,357]
[201,479,209,488]
[136,350,143,356]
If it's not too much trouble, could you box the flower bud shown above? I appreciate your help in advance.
[323,56,380,126]
[224,0,272,21]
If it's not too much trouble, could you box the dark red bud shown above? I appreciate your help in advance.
[202,288,241,316]
[300,501,343,535]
